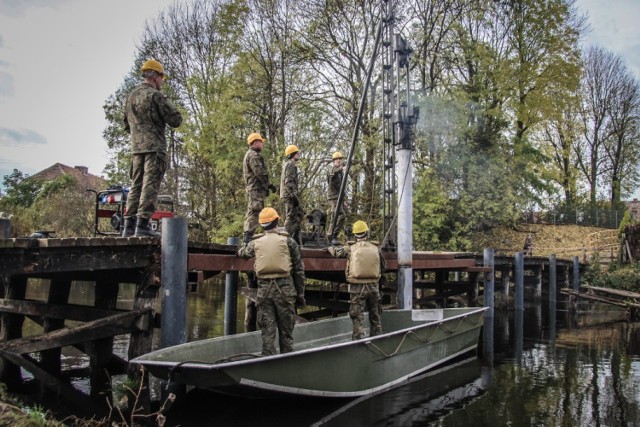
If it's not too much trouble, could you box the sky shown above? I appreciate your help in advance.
[0,0,639,193]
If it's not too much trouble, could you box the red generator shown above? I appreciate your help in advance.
[92,186,174,236]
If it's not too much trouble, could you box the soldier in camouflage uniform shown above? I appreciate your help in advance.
[327,220,386,340]
[280,145,304,245]
[237,207,306,355]
[122,59,182,237]
[327,151,348,244]
[243,133,277,244]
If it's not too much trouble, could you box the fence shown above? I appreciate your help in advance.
[523,206,627,229]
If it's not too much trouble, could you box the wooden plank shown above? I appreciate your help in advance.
[0,308,152,354]
[582,285,640,299]
[0,299,129,322]
[0,351,102,417]
[560,289,640,308]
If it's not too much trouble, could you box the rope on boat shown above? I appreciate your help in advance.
[463,314,481,325]
[365,325,439,358]
[438,318,464,334]
[364,313,478,358]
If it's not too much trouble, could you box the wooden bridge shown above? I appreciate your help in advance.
[0,220,583,415]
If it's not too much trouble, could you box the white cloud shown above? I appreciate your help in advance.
[577,0,640,79]
[0,127,46,146]
[0,0,73,18]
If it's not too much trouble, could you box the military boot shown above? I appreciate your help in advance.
[134,217,161,238]
[121,217,136,237]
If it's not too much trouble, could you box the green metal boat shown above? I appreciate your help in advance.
[131,307,487,398]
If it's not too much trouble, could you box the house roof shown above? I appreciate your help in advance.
[29,163,108,192]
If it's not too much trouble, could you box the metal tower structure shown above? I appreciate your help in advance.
[381,0,419,308]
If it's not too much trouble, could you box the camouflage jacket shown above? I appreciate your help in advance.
[237,229,305,296]
[124,82,182,154]
[327,163,344,201]
[280,159,299,202]
[243,148,271,196]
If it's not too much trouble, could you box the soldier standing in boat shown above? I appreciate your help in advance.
[237,207,306,355]
[327,151,348,244]
[280,144,304,245]
[243,132,277,245]
[327,220,385,340]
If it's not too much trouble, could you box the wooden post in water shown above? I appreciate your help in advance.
[0,276,27,388]
[483,248,494,363]
[128,268,158,411]
[435,271,447,308]
[534,266,542,301]
[40,278,72,397]
[87,278,119,402]
[514,252,524,364]
[500,266,510,309]
[548,254,557,311]
[224,237,240,336]
[548,254,557,345]
[572,256,580,291]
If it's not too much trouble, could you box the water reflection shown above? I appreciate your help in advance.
[18,278,640,426]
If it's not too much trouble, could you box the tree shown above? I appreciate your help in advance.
[602,60,640,204]
[577,46,624,205]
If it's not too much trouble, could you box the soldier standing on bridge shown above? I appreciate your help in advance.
[122,59,183,238]
[327,220,386,340]
[327,151,348,244]
[523,233,534,256]
[280,144,304,245]
[243,133,277,245]
[238,208,306,355]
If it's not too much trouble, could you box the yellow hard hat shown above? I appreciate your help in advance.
[259,207,279,225]
[247,132,264,145]
[285,145,299,157]
[332,151,344,160]
[141,59,164,75]
[352,220,369,235]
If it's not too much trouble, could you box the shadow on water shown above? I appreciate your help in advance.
[164,356,485,427]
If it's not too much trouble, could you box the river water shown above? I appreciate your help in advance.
[22,280,640,426]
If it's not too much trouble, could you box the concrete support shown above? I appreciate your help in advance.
[483,248,495,363]
[224,237,240,336]
[160,218,188,348]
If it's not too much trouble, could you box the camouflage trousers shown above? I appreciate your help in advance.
[283,201,304,242]
[327,199,347,238]
[256,279,297,355]
[244,190,267,235]
[126,152,167,219]
[348,283,382,340]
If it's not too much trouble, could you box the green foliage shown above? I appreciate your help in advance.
[583,262,640,292]
[0,169,42,209]
[619,209,636,236]
[0,383,64,427]
[0,171,95,237]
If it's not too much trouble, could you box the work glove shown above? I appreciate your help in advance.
[296,295,306,307]
[268,183,277,194]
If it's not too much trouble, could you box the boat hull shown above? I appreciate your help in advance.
[132,307,487,397]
